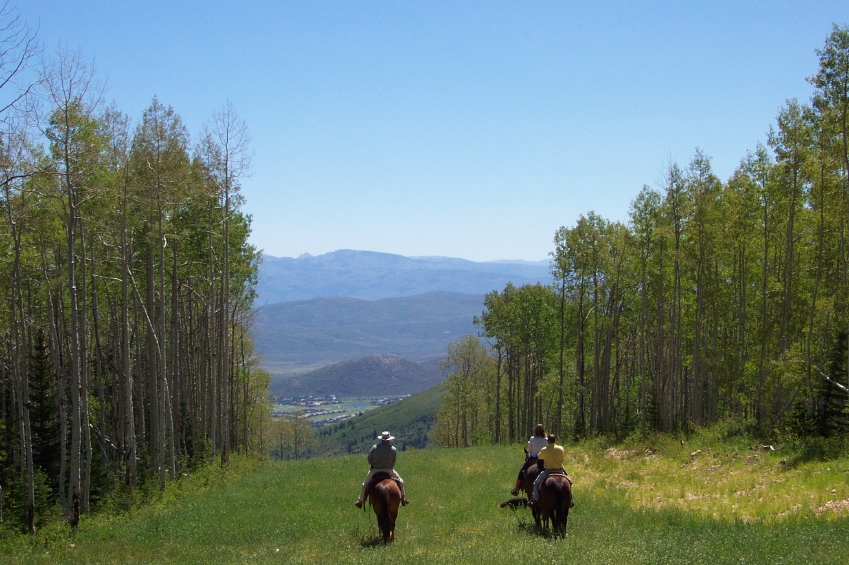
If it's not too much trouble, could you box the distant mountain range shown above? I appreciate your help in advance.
[270,354,446,398]
[253,291,483,378]
[252,250,552,395]
[255,249,551,305]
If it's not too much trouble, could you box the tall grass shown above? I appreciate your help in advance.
[3,435,848,564]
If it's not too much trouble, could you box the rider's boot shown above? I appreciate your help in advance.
[510,479,522,497]
[355,483,367,508]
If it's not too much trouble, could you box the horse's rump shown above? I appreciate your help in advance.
[542,473,570,494]
[365,471,401,499]
[539,473,571,535]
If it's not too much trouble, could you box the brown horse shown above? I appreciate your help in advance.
[537,473,571,535]
[367,472,402,542]
[517,464,572,535]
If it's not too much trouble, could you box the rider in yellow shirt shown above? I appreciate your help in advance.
[530,434,567,505]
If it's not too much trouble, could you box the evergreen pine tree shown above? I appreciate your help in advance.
[816,331,849,437]
[28,330,61,496]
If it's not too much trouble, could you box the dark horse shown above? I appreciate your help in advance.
[518,464,572,535]
[366,472,402,542]
[536,473,571,535]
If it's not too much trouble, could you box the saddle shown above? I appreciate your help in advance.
[544,469,572,486]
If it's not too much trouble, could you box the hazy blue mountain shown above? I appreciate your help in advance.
[253,291,483,378]
[255,249,551,305]
[270,354,446,398]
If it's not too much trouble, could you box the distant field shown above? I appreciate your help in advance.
[4,433,848,564]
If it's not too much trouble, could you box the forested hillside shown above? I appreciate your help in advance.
[310,383,445,457]
[0,11,269,534]
[436,26,849,447]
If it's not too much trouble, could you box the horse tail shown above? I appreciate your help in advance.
[552,483,563,526]
[373,485,389,537]
[553,478,570,535]
[372,481,400,542]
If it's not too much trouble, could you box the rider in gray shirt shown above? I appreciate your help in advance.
[355,431,410,508]
[368,439,396,469]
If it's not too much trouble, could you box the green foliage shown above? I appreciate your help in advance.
[28,331,60,493]
[435,335,496,447]
[446,25,849,444]
[0,470,60,535]
[270,411,314,460]
[475,283,559,442]
[0,46,264,535]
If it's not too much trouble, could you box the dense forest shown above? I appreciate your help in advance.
[436,25,849,447]
[0,8,270,534]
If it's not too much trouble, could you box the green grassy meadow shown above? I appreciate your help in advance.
[3,438,848,564]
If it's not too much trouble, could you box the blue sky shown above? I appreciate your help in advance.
[21,1,849,261]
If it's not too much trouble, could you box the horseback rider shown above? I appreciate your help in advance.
[529,434,569,506]
[511,423,548,496]
[354,430,410,508]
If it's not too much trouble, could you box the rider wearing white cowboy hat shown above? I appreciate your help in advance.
[354,430,410,508]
